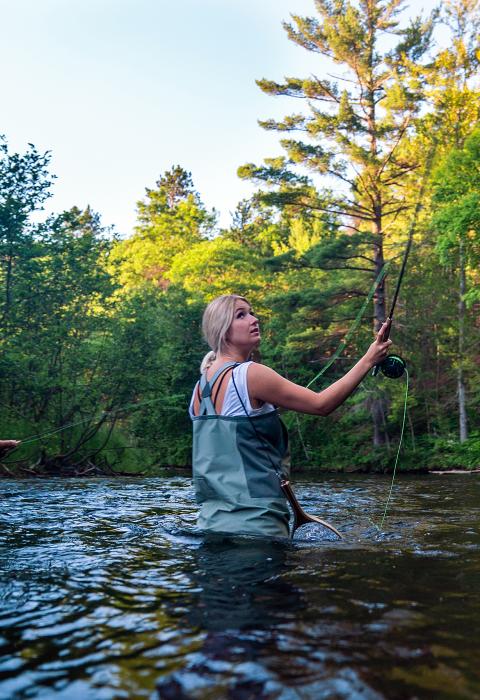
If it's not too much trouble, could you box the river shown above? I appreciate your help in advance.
[1,474,479,699]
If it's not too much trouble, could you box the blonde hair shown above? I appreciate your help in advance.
[200,294,248,372]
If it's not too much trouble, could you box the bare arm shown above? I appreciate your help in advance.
[249,320,393,416]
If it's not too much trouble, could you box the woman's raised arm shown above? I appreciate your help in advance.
[249,320,392,416]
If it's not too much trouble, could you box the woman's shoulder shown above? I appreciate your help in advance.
[229,361,276,415]
[245,361,292,407]
[234,360,276,382]
[245,361,279,381]
[243,361,282,395]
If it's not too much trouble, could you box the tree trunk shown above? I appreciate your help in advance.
[2,241,14,323]
[371,217,388,446]
[458,240,468,443]
[366,21,388,447]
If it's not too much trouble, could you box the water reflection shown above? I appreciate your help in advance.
[188,536,302,630]
[159,536,305,699]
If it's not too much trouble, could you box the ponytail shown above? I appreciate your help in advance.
[200,350,216,374]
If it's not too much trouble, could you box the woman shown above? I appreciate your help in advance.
[189,294,392,538]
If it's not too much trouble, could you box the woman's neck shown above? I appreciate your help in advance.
[216,348,250,364]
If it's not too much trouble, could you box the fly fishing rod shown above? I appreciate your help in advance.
[371,141,437,380]
[368,142,438,528]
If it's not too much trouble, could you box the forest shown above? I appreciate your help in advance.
[0,0,478,477]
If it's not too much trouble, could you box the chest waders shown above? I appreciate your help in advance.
[192,362,291,538]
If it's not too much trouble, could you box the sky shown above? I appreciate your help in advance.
[1,0,441,236]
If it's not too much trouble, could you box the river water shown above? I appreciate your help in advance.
[1,474,479,699]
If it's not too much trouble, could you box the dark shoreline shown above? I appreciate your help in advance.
[3,465,479,478]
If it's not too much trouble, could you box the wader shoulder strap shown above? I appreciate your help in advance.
[198,361,238,416]
[230,371,282,482]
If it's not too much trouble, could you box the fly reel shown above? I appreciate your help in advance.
[379,354,406,379]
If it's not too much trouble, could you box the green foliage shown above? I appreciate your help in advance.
[2,0,480,478]
[0,136,54,326]
[109,166,216,290]
[432,129,480,277]
[0,201,121,471]
[105,285,203,467]
[401,432,480,471]
[168,236,267,300]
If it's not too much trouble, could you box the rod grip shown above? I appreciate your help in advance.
[371,317,392,377]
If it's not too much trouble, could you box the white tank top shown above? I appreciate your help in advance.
[189,361,275,418]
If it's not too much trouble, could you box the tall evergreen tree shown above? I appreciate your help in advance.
[239,0,435,445]
[426,0,480,149]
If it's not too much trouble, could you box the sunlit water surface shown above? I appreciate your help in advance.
[1,474,479,699]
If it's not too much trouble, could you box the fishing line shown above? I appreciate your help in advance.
[378,367,409,529]
[15,395,170,447]
[366,142,438,526]
[306,262,391,389]
[301,142,437,528]
[294,262,392,464]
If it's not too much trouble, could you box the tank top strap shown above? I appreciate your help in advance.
[198,361,239,416]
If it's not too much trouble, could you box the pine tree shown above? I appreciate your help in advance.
[239,0,435,445]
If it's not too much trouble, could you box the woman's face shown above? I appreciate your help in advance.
[225,300,260,351]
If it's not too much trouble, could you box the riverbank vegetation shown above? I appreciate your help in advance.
[0,0,479,476]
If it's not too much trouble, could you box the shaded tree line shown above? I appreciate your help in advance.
[0,0,479,476]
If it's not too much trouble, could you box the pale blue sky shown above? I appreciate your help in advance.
[2,0,440,234]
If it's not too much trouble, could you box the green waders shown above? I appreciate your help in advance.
[192,362,291,538]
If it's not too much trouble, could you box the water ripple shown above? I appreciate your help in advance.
[0,475,479,699]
